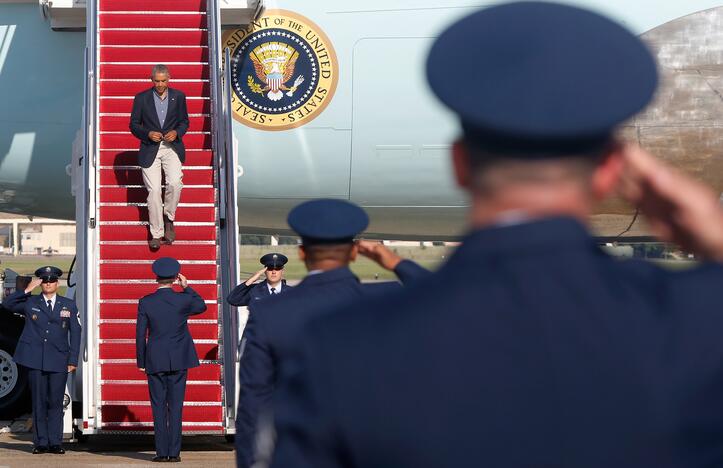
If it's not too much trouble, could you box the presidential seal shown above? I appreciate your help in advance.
[223,10,338,131]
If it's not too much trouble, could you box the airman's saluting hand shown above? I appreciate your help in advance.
[618,144,723,261]
[24,277,43,294]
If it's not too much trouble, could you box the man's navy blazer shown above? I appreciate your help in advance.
[235,260,428,468]
[2,291,81,373]
[227,280,293,307]
[136,286,207,374]
[129,87,189,168]
[271,217,723,468]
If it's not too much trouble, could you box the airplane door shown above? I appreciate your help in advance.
[350,37,466,208]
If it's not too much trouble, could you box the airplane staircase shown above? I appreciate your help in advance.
[78,0,240,435]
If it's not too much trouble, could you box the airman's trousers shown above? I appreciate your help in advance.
[142,142,183,239]
[147,370,187,458]
[28,368,67,447]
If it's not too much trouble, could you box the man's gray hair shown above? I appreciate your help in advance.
[151,64,170,78]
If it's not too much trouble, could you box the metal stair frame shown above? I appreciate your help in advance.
[208,0,241,431]
[79,0,100,433]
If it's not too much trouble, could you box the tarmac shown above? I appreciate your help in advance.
[0,416,234,467]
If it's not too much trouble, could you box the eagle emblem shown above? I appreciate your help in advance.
[247,42,305,101]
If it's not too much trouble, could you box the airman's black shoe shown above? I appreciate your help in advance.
[32,446,48,454]
[152,456,169,462]
[49,445,65,454]
[168,456,181,462]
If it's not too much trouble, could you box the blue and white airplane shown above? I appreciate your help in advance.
[0,0,721,239]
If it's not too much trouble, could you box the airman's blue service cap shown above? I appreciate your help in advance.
[260,253,288,269]
[152,257,180,279]
[288,199,370,245]
[426,1,658,157]
[35,266,62,283]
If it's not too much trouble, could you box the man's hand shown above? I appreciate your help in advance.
[357,240,403,271]
[177,273,188,288]
[139,368,145,372]
[24,277,42,294]
[618,144,723,261]
[148,131,163,143]
[67,365,77,373]
[245,267,267,286]
[163,130,178,142]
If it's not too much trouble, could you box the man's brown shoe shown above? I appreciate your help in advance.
[163,215,176,244]
[149,238,162,250]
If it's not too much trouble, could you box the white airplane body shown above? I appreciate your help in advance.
[0,0,721,238]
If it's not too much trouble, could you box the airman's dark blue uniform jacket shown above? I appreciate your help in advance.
[2,291,81,373]
[271,217,723,468]
[136,287,207,374]
[236,260,429,467]
[226,279,293,307]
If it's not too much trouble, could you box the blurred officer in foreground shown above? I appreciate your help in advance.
[227,253,293,307]
[271,3,723,468]
[136,257,207,463]
[2,266,80,455]
[235,199,428,468]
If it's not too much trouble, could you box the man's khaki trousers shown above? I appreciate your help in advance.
[142,142,183,239]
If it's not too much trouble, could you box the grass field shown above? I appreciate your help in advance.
[0,255,75,296]
[0,246,452,287]
[237,245,452,281]
[0,255,75,277]
[0,246,696,289]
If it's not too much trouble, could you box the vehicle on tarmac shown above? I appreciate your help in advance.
[0,269,31,419]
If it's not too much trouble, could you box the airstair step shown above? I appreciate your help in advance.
[100,243,217,261]
[100,63,209,80]
[100,30,208,47]
[100,424,224,433]
[100,149,213,167]
[99,167,213,185]
[101,363,221,381]
[100,224,216,242]
[100,13,207,29]
[100,282,217,300]
[101,80,210,97]
[100,323,219,340]
[101,383,221,402]
[100,97,210,114]
[99,185,214,203]
[101,405,222,424]
[100,116,211,133]
[99,0,207,13]
[101,46,209,63]
[99,205,215,222]
[100,261,216,280]
[100,343,218,361]
[100,303,218,321]
[100,150,213,167]
[100,134,212,151]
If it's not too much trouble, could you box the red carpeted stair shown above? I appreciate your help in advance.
[95,0,224,433]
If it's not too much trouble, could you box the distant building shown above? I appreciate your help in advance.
[0,212,75,256]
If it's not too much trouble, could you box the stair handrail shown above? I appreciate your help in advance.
[80,0,99,427]
[207,0,242,431]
